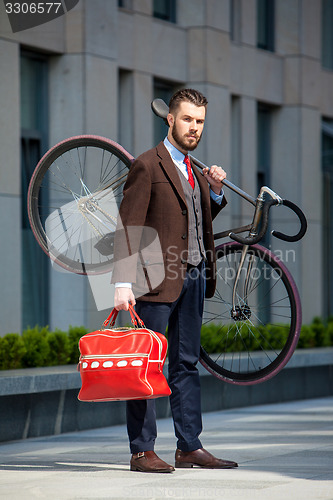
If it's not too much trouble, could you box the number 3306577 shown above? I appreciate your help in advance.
[5,3,62,14]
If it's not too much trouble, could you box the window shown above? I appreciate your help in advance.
[118,69,134,154]
[322,118,333,317]
[230,0,241,43]
[153,78,181,145]
[153,0,176,23]
[231,96,241,215]
[118,0,133,9]
[257,0,275,51]
[21,52,49,329]
[257,104,272,191]
[257,103,273,322]
[322,0,333,70]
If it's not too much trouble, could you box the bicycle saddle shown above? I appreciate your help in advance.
[151,98,169,124]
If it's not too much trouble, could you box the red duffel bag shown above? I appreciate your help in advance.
[78,304,171,402]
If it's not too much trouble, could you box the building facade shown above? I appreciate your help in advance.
[0,0,332,335]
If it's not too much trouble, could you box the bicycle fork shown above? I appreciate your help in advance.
[230,185,281,320]
[230,192,266,320]
[231,245,254,321]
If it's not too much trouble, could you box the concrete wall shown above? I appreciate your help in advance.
[0,0,332,333]
[0,348,332,442]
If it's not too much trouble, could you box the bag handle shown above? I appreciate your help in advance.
[103,304,145,329]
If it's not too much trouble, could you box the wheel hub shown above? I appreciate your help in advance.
[79,198,99,213]
[230,305,252,321]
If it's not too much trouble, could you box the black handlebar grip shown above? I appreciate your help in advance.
[271,199,307,242]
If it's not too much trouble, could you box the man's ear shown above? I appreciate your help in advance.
[167,113,174,128]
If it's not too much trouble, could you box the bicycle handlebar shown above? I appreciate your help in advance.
[271,199,307,242]
[229,199,307,245]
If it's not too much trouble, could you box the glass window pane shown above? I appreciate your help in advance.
[230,0,241,42]
[322,119,333,317]
[20,53,49,329]
[154,0,176,23]
[118,0,133,9]
[153,79,181,145]
[257,0,275,51]
[118,69,134,154]
[257,105,271,185]
[257,105,273,321]
[322,0,333,70]
[21,57,38,130]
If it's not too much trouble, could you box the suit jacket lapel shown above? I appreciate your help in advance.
[156,142,186,206]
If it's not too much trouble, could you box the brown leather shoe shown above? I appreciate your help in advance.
[130,451,175,473]
[175,448,238,469]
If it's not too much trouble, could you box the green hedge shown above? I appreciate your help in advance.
[0,326,87,370]
[0,317,332,370]
[200,316,333,354]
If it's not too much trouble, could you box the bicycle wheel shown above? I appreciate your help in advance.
[27,135,133,274]
[200,242,302,385]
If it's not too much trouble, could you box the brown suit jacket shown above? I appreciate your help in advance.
[111,142,227,302]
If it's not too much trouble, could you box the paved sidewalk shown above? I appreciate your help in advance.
[0,397,332,500]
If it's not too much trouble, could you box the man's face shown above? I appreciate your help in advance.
[168,101,206,153]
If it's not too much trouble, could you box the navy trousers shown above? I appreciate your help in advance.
[126,263,205,453]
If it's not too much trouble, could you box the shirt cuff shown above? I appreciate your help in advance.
[115,282,132,289]
[210,188,224,205]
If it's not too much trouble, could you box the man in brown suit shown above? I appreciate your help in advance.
[112,89,238,472]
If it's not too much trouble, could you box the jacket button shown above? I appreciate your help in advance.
[182,234,187,239]
[182,209,187,215]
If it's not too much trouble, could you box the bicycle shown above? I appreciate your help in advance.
[27,98,307,386]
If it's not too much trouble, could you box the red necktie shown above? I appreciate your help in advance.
[184,155,195,189]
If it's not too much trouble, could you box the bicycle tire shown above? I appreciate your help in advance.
[27,135,133,274]
[200,242,302,385]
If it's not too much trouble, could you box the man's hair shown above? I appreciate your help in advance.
[169,88,208,114]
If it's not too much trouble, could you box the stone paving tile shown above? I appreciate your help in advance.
[0,397,332,500]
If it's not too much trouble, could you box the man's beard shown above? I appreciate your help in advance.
[171,120,202,152]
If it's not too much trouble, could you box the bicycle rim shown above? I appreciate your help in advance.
[200,242,302,385]
[27,135,133,274]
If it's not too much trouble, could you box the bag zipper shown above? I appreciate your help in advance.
[80,353,164,372]
[80,353,148,360]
